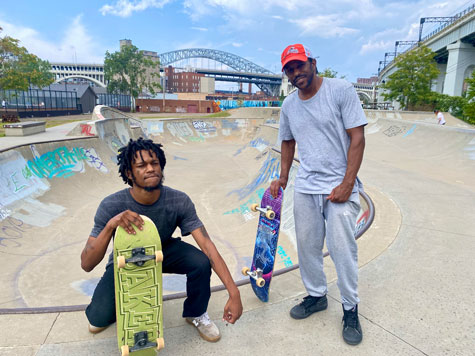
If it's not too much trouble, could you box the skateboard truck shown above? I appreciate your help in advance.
[241,267,266,287]
[127,248,155,266]
[117,247,164,268]
[250,204,275,220]
[130,331,156,352]
[121,331,164,355]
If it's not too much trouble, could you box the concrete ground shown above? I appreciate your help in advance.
[0,108,474,355]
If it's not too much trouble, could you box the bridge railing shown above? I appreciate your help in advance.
[421,4,475,42]
[380,4,475,75]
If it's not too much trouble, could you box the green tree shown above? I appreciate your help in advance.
[319,67,346,79]
[0,27,54,90]
[381,45,439,110]
[463,70,475,123]
[104,44,161,102]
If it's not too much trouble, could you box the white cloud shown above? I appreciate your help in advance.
[290,15,359,38]
[100,0,171,17]
[0,15,104,63]
[191,27,208,32]
[232,42,243,47]
[359,40,393,55]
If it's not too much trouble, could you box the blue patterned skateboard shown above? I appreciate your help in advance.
[242,187,283,302]
[114,215,164,356]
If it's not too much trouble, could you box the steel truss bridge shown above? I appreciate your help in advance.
[51,48,374,98]
[158,49,282,96]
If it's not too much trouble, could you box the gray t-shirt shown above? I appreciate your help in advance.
[279,78,367,194]
[90,186,203,266]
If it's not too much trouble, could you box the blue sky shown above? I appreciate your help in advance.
[1,0,473,84]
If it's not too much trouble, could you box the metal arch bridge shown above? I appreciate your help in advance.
[158,48,281,96]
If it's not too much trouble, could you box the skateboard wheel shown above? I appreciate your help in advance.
[256,278,266,288]
[121,345,129,356]
[250,203,259,212]
[265,210,275,220]
[241,267,250,276]
[156,337,165,350]
[117,256,126,269]
[155,251,163,263]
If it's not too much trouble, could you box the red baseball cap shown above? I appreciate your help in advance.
[281,44,313,71]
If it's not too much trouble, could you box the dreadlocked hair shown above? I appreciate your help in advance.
[117,137,166,186]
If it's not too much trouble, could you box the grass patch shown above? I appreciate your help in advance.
[139,110,232,120]
[204,111,231,118]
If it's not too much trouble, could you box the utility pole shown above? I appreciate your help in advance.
[418,16,457,42]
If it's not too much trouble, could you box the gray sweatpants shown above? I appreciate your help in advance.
[294,191,360,310]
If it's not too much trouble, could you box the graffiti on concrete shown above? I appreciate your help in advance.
[147,121,164,134]
[80,124,95,136]
[0,203,11,221]
[277,245,293,267]
[0,150,50,206]
[354,208,369,236]
[383,125,406,137]
[222,120,239,130]
[223,188,265,217]
[228,155,280,200]
[192,120,217,133]
[234,137,270,156]
[27,145,88,179]
[84,148,109,173]
[167,122,194,139]
[0,216,33,248]
[26,144,108,179]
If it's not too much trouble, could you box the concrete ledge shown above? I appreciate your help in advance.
[4,121,46,136]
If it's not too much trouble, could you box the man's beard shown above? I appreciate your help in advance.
[293,73,314,89]
[131,174,164,192]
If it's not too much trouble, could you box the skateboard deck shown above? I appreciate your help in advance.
[113,215,164,356]
[243,187,283,302]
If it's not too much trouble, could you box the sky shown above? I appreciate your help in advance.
[1,0,474,87]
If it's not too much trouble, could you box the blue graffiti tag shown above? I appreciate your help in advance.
[224,188,265,215]
[26,146,88,179]
[228,155,280,200]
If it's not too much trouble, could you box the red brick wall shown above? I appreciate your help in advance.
[136,99,215,113]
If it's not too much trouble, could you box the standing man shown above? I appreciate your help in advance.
[434,110,446,125]
[270,44,367,345]
[81,138,243,343]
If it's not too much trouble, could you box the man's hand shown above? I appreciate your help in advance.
[107,210,144,234]
[81,210,143,272]
[222,293,243,324]
[270,177,288,198]
[327,181,353,203]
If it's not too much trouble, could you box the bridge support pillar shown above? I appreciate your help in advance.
[443,40,475,96]
[433,63,447,93]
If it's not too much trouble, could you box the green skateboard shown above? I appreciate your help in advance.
[113,215,164,356]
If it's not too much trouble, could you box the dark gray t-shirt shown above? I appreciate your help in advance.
[90,186,203,266]
[279,78,367,194]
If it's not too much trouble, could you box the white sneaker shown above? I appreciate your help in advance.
[186,312,221,342]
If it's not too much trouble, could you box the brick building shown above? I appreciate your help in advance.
[136,98,215,114]
[356,76,378,85]
[165,66,204,93]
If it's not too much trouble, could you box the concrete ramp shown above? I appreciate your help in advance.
[0,112,372,309]
[2,106,475,355]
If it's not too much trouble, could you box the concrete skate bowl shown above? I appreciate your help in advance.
[364,113,475,189]
[0,107,373,313]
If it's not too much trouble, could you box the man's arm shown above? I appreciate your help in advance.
[327,125,365,203]
[191,226,243,324]
[81,210,144,272]
[270,139,296,197]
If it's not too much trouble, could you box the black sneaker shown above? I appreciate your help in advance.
[342,305,363,345]
[290,295,328,319]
